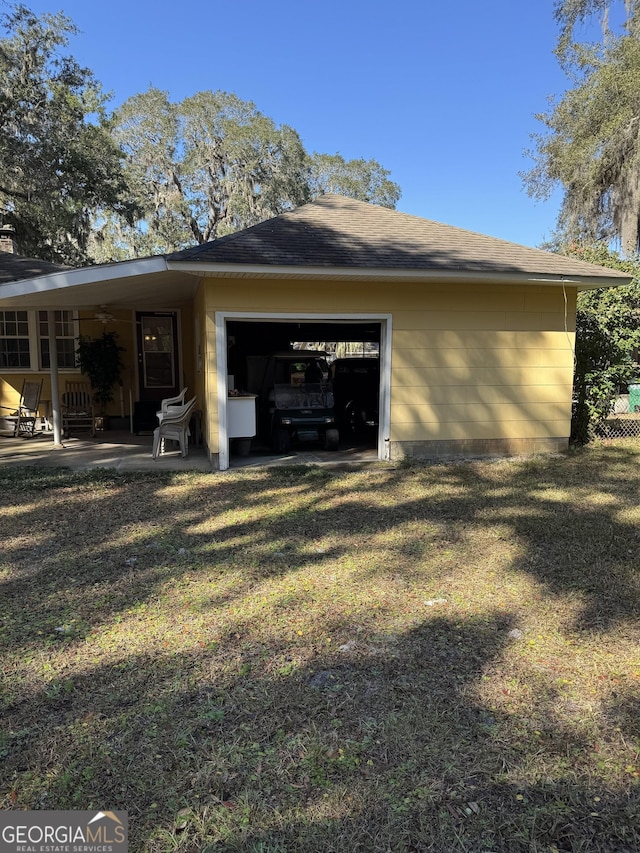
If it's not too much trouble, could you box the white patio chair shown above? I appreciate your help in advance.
[152,396,197,459]
[156,388,188,424]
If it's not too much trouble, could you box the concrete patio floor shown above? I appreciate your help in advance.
[0,429,380,473]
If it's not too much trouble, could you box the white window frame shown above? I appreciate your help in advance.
[0,309,80,372]
[38,309,79,371]
[0,309,35,371]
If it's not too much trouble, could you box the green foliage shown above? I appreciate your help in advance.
[572,309,629,442]
[1,7,400,263]
[574,244,640,350]
[524,2,640,255]
[90,88,312,260]
[76,331,124,413]
[307,153,401,208]
[560,244,640,441]
[0,4,134,264]
[91,88,402,261]
[554,0,640,68]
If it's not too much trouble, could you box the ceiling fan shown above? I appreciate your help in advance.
[80,306,141,325]
[94,307,115,324]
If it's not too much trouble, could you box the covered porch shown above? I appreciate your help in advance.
[0,428,212,472]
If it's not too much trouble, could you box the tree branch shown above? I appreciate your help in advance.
[0,182,30,201]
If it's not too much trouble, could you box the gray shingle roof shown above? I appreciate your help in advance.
[167,194,631,281]
[0,252,67,285]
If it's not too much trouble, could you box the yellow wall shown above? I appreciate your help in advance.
[201,276,577,455]
[391,285,576,442]
[177,304,195,400]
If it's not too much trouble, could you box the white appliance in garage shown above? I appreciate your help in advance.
[227,394,257,439]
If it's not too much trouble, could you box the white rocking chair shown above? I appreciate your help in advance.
[0,379,43,436]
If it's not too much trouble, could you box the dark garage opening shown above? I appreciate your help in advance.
[226,319,383,465]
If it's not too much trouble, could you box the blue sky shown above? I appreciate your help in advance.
[19,0,584,248]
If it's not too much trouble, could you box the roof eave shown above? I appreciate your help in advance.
[0,256,169,299]
[0,256,630,302]
[166,260,632,288]
[575,275,635,291]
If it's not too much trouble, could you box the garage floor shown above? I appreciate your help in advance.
[229,436,379,468]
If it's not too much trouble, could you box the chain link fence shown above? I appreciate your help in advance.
[596,393,640,439]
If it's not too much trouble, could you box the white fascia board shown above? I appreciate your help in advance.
[0,257,168,299]
[166,260,630,288]
[575,276,634,291]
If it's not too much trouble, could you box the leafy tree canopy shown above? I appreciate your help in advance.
[307,153,401,209]
[2,6,400,263]
[1,6,401,263]
[0,4,133,264]
[91,88,402,261]
[524,1,640,256]
[572,242,640,344]
[91,88,312,259]
[554,0,640,67]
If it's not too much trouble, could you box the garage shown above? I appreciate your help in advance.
[215,313,392,470]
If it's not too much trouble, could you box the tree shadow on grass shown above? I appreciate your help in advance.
[0,465,353,654]
[1,445,640,677]
[2,448,640,850]
[2,611,639,852]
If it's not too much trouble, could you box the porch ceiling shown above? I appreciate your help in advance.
[0,269,201,310]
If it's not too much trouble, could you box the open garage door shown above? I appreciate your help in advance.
[215,313,392,470]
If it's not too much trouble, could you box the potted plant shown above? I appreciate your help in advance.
[76,331,125,429]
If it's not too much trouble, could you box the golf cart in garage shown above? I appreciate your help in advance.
[247,351,340,452]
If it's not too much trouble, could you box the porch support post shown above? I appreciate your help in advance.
[47,310,63,448]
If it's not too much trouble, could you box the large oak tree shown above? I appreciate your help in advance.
[1,6,401,263]
[92,88,312,259]
[92,88,401,261]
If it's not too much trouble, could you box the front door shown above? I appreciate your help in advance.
[136,312,180,403]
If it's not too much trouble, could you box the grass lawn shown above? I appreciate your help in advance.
[1,441,640,852]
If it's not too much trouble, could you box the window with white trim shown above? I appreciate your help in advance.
[38,310,77,369]
[0,309,79,370]
[0,310,30,368]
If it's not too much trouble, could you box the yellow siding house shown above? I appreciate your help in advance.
[0,195,632,469]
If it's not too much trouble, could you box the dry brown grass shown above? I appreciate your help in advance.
[1,440,640,852]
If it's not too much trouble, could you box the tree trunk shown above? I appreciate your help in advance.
[619,156,640,257]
